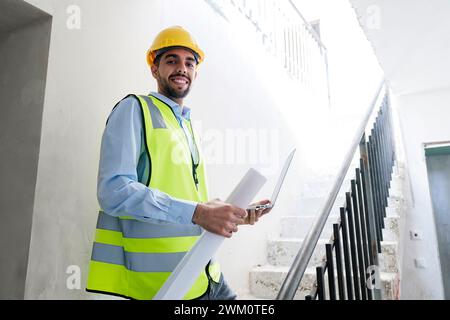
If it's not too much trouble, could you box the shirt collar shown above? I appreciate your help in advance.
[149,92,191,121]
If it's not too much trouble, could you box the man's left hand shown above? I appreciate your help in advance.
[244,199,272,225]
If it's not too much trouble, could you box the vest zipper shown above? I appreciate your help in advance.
[192,163,199,190]
[205,261,213,299]
[189,121,200,190]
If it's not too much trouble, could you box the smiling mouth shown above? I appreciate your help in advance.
[170,76,190,86]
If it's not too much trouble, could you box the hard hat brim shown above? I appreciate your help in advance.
[154,46,200,64]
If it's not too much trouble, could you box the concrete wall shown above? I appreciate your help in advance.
[393,89,450,299]
[0,1,51,299]
[20,0,381,299]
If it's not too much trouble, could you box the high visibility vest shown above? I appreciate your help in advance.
[86,94,220,300]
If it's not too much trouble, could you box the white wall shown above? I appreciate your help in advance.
[392,89,450,299]
[22,0,382,299]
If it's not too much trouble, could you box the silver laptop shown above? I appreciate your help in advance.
[247,149,296,211]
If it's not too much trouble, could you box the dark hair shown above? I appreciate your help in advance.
[153,54,163,67]
[154,46,199,67]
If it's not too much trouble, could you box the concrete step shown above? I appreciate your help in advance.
[387,195,406,212]
[267,238,398,273]
[379,241,399,273]
[249,265,315,300]
[249,265,398,300]
[381,215,400,241]
[267,238,328,267]
[280,215,399,241]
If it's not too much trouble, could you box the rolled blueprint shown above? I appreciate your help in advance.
[153,168,267,300]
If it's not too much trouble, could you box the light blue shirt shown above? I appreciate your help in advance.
[97,92,199,225]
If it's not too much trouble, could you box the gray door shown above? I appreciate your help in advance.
[425,146,450,299]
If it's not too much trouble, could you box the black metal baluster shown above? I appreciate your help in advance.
[340,207,354,300]
[333,223,345,300]
[387,97,396,169]
[346,192,361,299]
[376,112,387,209]
[351,179,368,300]
[374,123,387,222]
[360,159,376,299]
[378,111,389,212]
[380,107,391,196]
[387,103,395,178]
[326,243,336,300]
[372,124,383,221]
[356,166,373,300]
[385,99,394,184]
[316,266,325,300]
[368,136,384,252]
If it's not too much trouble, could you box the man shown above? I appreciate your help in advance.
[86,26,271,300]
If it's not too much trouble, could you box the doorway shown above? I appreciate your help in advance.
[425,144,450,299]
[0,0,51,299]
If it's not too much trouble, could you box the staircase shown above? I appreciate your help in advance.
[248,162,405,300]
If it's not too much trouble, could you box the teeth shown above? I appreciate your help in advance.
[172,78,187,84]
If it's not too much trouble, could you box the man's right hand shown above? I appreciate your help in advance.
[192,199,247,238]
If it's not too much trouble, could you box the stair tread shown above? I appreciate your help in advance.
[251,265,399,278]
[269,237,330,243]
[270,237,398,245]
[251,265,316,274]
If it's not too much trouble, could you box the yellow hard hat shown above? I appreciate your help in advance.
[147,26,205,67]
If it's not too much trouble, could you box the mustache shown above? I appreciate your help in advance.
[169,73,190,82]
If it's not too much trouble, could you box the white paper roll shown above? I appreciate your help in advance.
[153,168,267,300]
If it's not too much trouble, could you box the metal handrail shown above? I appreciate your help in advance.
[276,81,385,300]
[287,0,327,51]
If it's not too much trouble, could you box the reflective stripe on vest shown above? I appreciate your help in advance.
[86,95,220,300]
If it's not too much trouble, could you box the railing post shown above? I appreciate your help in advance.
[340,207,354,300]
[351,179,368,300]
[346,192,361,299]
[359,134,382,300]
[368,135,384,247]
[326,243,336,300]
[316,266,326,300]
[356,167,372,300]
[333,224,346,300]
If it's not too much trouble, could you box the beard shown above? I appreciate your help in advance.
[157,74,191,100]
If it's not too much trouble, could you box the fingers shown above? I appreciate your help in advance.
[247,209,266,225]
[222,222,239,238]
[248,210,256,225]
[230,205,247,219]
[253,199,270,206]
[232,215,246,225]
[196,201,252,237]
[255,210,263,221]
